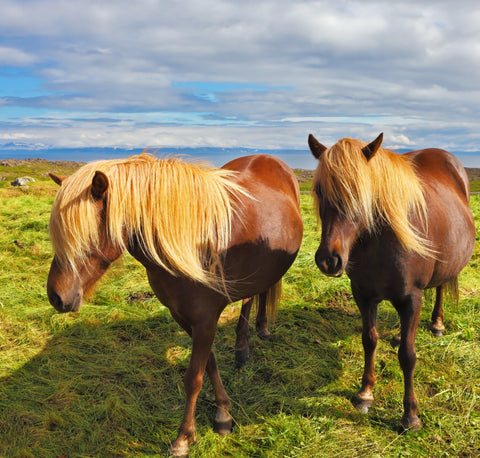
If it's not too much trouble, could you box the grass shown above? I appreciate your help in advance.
[0,163,479,457]
[470,181,480,193]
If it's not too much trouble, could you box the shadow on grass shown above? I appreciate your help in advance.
[0,302,360,457]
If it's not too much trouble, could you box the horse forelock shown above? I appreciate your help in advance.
[49,153,249,290]
[49,162,105,273]
[313,138,433,257]
[313,138,374,226]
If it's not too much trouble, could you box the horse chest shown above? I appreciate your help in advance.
[347,237,434,300]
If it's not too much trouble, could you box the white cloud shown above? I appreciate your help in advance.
[0,0,479,163]
[0,46,36,66]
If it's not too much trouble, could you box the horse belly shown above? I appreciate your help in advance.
[427,238,475,289]
[426,201,475,288]
[223,241,299,301]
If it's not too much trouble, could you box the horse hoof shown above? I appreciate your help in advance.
[170,439,189,457]
[391,332,401,348]
[235,349,249,368]
[431,322,445,337]
[352,395,374,413]
[170,431,196,457]
[214,419,233,435]
[430,326,445,338]
[354,400,372,413]
[257,329,272,341]
[401,415,422,432]
[214,410,233,435]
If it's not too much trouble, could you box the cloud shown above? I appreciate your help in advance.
[0,0,479,164]
[0,46,36,66]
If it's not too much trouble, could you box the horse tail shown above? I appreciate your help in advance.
[424,277,459,308]
[444,277,459,307]
[253,279,282,321]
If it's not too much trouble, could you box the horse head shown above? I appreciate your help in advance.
[312,197,357,277]
[308,133,383,277]
[47,171,123,313]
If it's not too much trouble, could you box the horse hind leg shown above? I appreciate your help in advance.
[235,297,253,368]
[255,291,271,341]
[235,291,272,368]
[430,285,446,337]
[205,351,233,435]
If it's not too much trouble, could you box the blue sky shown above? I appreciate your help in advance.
[1,0,480,167]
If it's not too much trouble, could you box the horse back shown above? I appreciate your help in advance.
[223,154,300,204]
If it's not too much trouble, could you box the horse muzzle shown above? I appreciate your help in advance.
[47,288,83,313]
[315,249,344,277]
[47,256,85,313]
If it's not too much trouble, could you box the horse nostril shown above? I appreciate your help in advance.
[48,290,83,313]
[315,250,325,271]
[49,291,65,312]
[315,251,342,276]
[326,254,340,271]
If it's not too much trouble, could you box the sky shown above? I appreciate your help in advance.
[1,0,480,168]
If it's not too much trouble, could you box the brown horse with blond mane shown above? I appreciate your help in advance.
[47,153,303,456]
[309,133,475,431]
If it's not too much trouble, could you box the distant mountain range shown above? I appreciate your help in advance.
[0,146,318,169]
[1,145,479,169]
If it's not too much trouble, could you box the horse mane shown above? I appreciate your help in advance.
[49,153,249,293]
[313,138,433,257]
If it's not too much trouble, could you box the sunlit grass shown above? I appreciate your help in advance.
[0,163,479,457]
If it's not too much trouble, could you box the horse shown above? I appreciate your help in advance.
[308,133,475,431]
[46,152,303,456]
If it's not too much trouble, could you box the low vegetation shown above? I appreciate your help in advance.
[0,161,479,457]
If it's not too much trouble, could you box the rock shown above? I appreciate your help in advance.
[11,177,35,186]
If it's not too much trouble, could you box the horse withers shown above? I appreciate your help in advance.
[47,153,303,456]
[309,133,475,431]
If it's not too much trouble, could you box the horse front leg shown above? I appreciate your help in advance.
[430,285,446,337]
[396,292,422,431]
[170,321,218,457]
[352,294,379,413]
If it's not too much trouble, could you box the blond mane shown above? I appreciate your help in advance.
[49,153,249,292]
[313,138,433,257]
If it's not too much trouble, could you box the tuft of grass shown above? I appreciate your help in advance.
[0,161,479,457]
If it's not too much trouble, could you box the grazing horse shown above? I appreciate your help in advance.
[47,153,303,456]
[309,133,475,431]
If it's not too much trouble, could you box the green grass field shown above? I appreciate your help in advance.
[0,162,479,457]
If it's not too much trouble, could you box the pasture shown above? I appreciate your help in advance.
[0,160,479,457]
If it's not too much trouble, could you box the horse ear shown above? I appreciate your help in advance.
[308,134,327,159]
[91,171,109,199]
[362,133,383,161]
[49,173,66,186]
